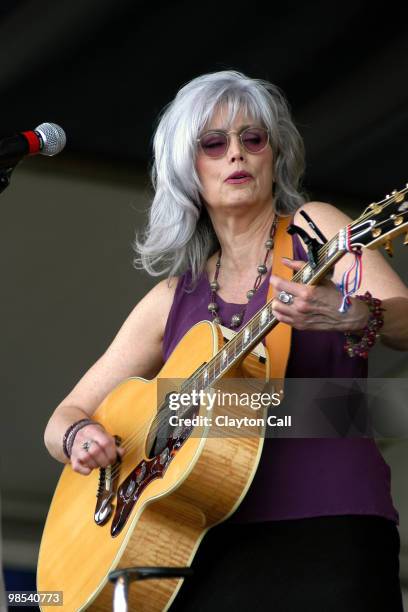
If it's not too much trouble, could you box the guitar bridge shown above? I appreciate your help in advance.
[94,435,122,526]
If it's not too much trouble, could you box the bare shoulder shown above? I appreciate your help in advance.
[129,276,179,340]
[103,275,180,373]
[149,276,179,335]
[88,275,179,384]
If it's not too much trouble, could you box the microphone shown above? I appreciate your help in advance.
[0,122,66,168]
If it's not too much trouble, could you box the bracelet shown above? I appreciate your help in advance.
[62,418,95,459]
[344,291,384,359]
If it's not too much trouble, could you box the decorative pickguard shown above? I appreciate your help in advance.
[110,425,193,537]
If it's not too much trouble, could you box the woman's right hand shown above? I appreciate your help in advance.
[70,424,125,475]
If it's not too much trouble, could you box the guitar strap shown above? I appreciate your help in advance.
[265,215,294,381]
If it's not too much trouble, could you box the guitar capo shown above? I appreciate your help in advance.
[287,210,328,269]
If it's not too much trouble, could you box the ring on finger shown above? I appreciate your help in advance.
[278,290,294,305]
[81,439,94,452]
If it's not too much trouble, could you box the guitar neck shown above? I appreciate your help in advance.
[180,183,408,396]
[181,229,348,396]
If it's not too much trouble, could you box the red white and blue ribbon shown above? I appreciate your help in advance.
[337,226,363,313]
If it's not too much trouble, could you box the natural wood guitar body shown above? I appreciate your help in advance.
[37,320,268,611]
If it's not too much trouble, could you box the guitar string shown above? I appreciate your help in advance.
[103,199,407,478]
[108,201,408,467]
[105,200,408,477]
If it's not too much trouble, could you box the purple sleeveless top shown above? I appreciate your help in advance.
[162,234,399,524]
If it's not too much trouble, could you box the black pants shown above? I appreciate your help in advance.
[170,515,403,612]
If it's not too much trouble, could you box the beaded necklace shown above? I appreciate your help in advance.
[208,215,279,329]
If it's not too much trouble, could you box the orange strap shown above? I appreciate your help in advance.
[265,215,293,380]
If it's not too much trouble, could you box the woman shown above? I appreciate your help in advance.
[44,71,408,610]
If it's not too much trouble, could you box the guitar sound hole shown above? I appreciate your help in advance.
[148,434,168,459]
[145,395,199,459]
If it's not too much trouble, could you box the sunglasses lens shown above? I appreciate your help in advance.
[241,128,268,152]
[200,132,228,157]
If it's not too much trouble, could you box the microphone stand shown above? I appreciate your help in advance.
[0,166,16,194]
[0,161,20,612]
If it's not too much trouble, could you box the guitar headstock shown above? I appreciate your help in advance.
[349,184,408,256]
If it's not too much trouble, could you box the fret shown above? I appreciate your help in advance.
[190,381,198,399]
[260,308,269,327]
[216,356,221,376]
[183,385,193,408]
[212,359,218,380]
[227,342,235,363]
[327,237,338,258]
[209,359,217,385]
[243,327,251,345]
[338,228,347,250]
[180,378,191,394]
[301,265,312,282]
[234,336,240,358]
[193,375,201,395]
[214,356,221,378]
[209,363,215,383]
[236,334,243,356]
[196,374,203,393]
[214,348,230,377]
[252,316,260,337]
[203,367,209,385]
[193,377,200,394]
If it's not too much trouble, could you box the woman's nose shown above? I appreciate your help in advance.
[228,133,245,161]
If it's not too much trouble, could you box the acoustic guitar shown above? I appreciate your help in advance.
[37,187,408,611]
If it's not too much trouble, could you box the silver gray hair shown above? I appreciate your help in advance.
[133,70,306,284]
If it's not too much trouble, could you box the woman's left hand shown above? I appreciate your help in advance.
[270,258,369,332]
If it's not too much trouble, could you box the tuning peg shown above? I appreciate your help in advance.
[404,233,408,246]
[384,239,393,257]
[370,204,382,214]
[393,215,404,226]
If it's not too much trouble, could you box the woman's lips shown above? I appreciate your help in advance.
[225,176,253,184]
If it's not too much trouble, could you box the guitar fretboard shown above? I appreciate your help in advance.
[179,228,348,400]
